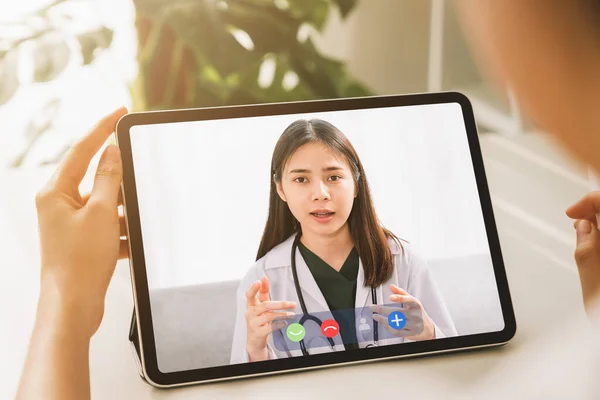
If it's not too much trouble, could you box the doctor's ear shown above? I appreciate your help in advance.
[275,178,287,202]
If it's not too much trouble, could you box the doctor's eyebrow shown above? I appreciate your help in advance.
[288,166,344,174]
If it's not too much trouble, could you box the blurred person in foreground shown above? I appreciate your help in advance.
[14,1,600,398]
[455,0,600,397]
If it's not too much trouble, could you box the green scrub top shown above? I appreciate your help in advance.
[298,241,360,351]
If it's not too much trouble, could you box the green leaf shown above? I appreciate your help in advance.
[222,3,300,53]
[288,38,344,96]
[342,82,372,97]
[0,49,19,105]
[287,0,331,31]
[330,0,358,19]
[32,34,70,82]
[159,4,265,76]
[225,72,241,86]
[131,0,372,110]
[77,26,114,65]
[201,64,222,84]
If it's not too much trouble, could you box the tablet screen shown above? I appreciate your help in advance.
[128,101,506,374]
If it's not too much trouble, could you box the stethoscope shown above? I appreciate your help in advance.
[289,234,379,356]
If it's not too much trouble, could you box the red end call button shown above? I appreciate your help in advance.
[321,319,340,338]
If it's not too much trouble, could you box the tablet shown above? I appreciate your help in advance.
[116,92,516,388]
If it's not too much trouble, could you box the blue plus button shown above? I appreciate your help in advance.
[388,311,406,330]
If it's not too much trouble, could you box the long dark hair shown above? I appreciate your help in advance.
[256,119,403,287]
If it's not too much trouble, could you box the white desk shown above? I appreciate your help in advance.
[1,134,595,399]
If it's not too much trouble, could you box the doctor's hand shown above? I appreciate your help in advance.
[245,276,296,362]
[566,191,600,318]
[371,284,435,341]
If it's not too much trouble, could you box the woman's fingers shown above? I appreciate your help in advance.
[370,304,401,317]
[372,308,421,325]
[390,294,418,306]
[573,219,600,315]
[372,313,422,336]
[270,320,288,332]
[372,314,412,337]
[566,191,600,219]
[50,107,127,197]
[258,275,270,303]
[390,284,409,295]
[245,281,261,307]
[372,313,387,325]
[120,215,127,237]
[82,191,123,206]
[119,239,129,259]
[574,216,599,226]
[256,311,295,327]
[371,304,421,318]
[251,300,297,315]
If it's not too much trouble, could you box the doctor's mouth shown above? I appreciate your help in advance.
[310,208,336,224]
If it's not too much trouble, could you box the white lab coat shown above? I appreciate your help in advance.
[230,233,458,364]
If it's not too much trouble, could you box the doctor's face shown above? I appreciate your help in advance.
[276,142,357,238]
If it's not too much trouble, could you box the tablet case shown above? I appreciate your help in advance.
[129,309,146,380]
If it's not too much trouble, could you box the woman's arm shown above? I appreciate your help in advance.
[16,290,94,399]
[456,0,600,173]
[16,107,129,400]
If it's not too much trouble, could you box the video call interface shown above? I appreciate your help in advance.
[129,103,506,373]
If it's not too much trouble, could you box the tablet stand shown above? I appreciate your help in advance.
[129,309,146,381]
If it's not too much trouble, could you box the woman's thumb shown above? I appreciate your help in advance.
[574,220,600,307]
[90,145,123,205]
[575,220,595,261]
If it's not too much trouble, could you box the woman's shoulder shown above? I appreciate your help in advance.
[257,234,295,269]
[387,235,410,257]
[387,236,427,271]
[387,237,432,289]
[239,235,296,285]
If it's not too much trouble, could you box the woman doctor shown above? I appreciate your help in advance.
[230,119,457,364]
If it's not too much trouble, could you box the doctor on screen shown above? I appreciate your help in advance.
[230,118,457,364]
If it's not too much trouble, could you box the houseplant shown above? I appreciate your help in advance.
[131,0,372,111]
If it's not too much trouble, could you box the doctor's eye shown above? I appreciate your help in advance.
[293,177,308,183]
[328,175,342,182]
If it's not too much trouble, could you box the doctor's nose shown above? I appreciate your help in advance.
[312,181,331,201]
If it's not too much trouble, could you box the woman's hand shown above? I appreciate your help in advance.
[16,107,129,400]
[566,191,600,318]
[371,284,435,341]
[35,106,129,338]
[245,276,296,361]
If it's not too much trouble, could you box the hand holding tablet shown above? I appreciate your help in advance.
[16,106,130,399]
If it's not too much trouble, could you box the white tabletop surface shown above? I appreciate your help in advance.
[1,134,596,399]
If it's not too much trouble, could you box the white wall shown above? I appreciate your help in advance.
[130,102,492,289]
[314,0,431,95]
[313,1,482,96]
